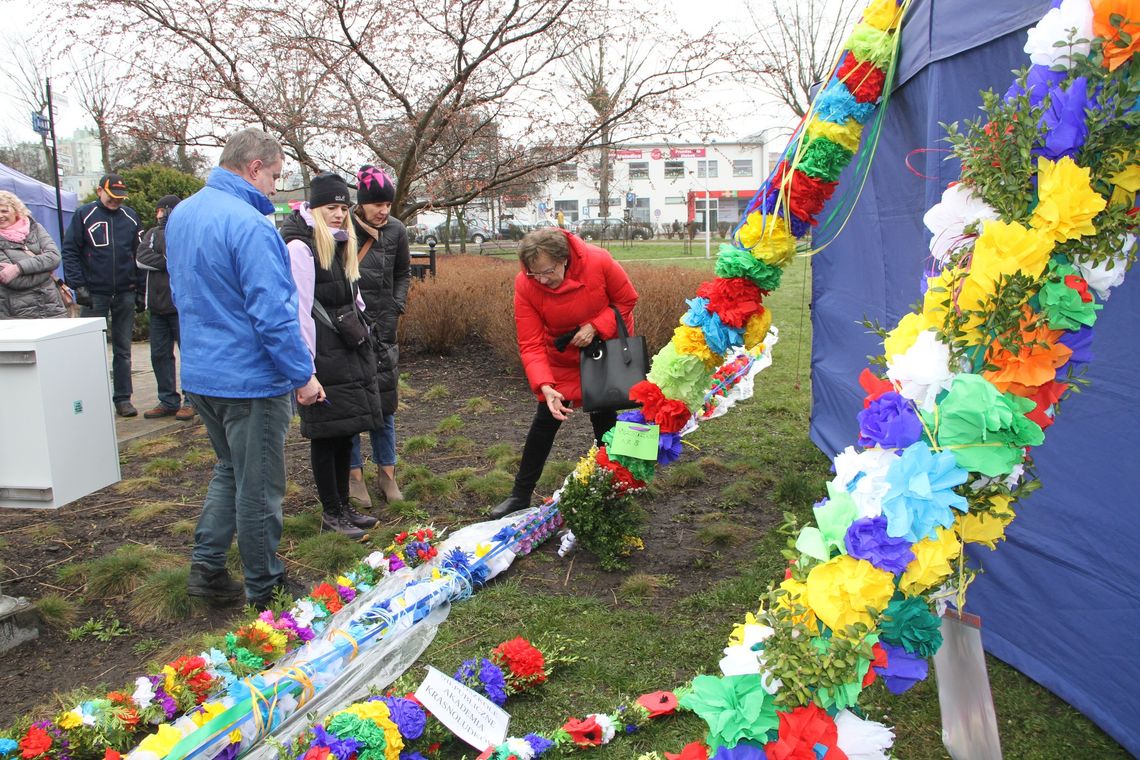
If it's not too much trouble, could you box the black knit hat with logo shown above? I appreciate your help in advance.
[309,173,352,208]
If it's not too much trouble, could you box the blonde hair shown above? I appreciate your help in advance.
[0,191,30,221]
[311,206,360,282]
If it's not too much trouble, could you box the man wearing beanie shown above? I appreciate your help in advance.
[348,165,411,507]
[137,194,195,420]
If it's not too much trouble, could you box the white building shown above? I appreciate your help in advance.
[57,130,104,197]
[513,136,782,233]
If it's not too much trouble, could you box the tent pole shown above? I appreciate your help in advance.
[45,78,65,240]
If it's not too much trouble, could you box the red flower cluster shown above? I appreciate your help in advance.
[310,583,344,614]
[836,52,886,103]
[492,637,547,689]
[771,163,839,224]
[107,692,140,727]
[862,642,889,687]
[1063,274,1093,303]
[629,381,692,433]
[765,704,847,760]
[562,715,603,747]
[1026,379,1068,430]
[636,690,679,718]
[859,368,894,408]
[696,278,766,328]
[395,528,435,545]
[595,447,646,493]
[19,726,52,759]
[664,742,708,760]
[170,655,215,702]
[302,746,331,760]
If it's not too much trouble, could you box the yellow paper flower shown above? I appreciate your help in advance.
[190,701,228,727]
[336,575,353,587]
[863,0,902,30]
[57,710,82,730]
[727,610,763,647]
[343,698,393,725]
[137,723,185,758]
[474,542,491,557]
[161,665,179,696]
[1030,156,1108,242]
[806,117,865,153]
[899,527,962,596]
[1110,157,1140,193]
[971,220,1054,284]
[228,730,243,744]
[883,311,933,357]
[672,324,720,367]
[955,494,1016,549]
[777,576,817,629]
[805,555,896,633]
[382,722,405,760]
[739,213,796,265]
[744,308,773,350]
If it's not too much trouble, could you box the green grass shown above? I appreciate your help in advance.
[144,457,183,477]
[445,436,477,454]
[536,459,576,492]
[463,397,495,414]
[422,384,450,401]
[127,436,179,457]
[402,434,439,455]
[403,474,456,501]
[283,509,323,540]
[461,469,514,504]
[183,448,216,467]
[127,500,183,523]
[129,567,199,623]
[35,593,79,629]
[435,414,465,434]
[385,499,428,521]
[58,545,181,598]
[291,532,369,575]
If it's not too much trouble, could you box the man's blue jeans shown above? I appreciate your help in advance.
[187,391,292,602]
[350,413,397,469]
[149,312,182,410]
[82,291,135,403]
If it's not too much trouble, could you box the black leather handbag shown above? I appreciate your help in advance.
[579,305,648,413]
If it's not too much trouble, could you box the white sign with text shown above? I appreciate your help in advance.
[414,666,510,751]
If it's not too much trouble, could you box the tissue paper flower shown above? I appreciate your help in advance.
[831,446,897,518]
[885,330,956,411]
[1035,76,1090,160]
[737,212,795,262]
[1004,64,1066,106]
[806,116,864,153]
[777,576,818,629]
[968,220,1055,292]
[697,278,767,329]
[982,318,1072,395]
[845,516,916,574]
[714,244,784,291]
[1039,269,1103,330]
[954,497,1016,549]
[879,596,944,657]
[648,343,715,410]
[806,554,896,632]
[1093,0,1140,69]
[857,391,924,449]
[679,674,779,749]
[1074,246,1129,299]
[637,691,680,718]
[764,703,843,760]
[744,309,774,350]
[796,492,860,562]
[1030,156,1108,242]
[836,51,887,103]
[922,183,999,265]
[683,297,746,356]
[834,709,895,760]
[880,442,968,543]
[1023,0,1093,68]
[872,642,930,694]
[898,526,963,596]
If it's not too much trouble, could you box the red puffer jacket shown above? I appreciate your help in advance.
[513,231,638,404]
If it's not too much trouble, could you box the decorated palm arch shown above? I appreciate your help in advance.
[3,0,1137,757]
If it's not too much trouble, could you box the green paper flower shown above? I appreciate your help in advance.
[1038,269,1102,331]
[714,245,784,291]
[880,596,943,657]
[797,136,854,183]
[679,674,779,749]
[647,343,713,410]
[327,713,392,760]
[921,374,1044,477]
[847,24,896,69]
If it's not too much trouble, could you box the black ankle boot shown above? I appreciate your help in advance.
[489,494,531,518]
[186,563,245,604]
[341,500,378,529]
[322,505,367,540]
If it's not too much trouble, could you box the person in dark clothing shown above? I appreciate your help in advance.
[62,173,144,417]
[137,194,195,421]
[283,173,386,539]
[347,165,411,508]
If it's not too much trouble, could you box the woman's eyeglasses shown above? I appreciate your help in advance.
[526,263,563,279]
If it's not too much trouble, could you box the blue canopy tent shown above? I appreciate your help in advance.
[0,162,77,245]
[809,0,1140,754]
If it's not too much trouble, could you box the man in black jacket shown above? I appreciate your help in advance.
[137,194,195,421]
[62,173,144,417]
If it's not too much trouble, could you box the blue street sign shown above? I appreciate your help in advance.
[625,191,636,205]
[31,113,50,137]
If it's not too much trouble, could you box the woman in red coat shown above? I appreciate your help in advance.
[490,227,638,517]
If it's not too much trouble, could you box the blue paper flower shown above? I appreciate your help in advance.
[814,77,877,124]
[845,515,916,573]
[657,431,684,465]
[712,742,769,760]
[874,642,929,694]
[618,409,647,424]
[880,442,968,542]
[311,724,362,759]
[857,391,923,449]
[0,739,18,758]
[479,659,509,705]
[1004,64,1065,106]
[682,297,745,355]
[1059,324,1094,367]
[524,734,556,756]
[378,696,427,740]
[1035,76,1089,160]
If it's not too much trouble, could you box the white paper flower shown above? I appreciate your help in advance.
[831,446,898,518]
[922,184,999,265]
[364,550,388,570]
[1024,0,1093,68]
[289,599,318,629]
[886,330,956,412]
[1074,241,1131,299]
[834,709,895,759]
[505,738,536,760]
[132,676,156,709]
[591,713,617,744]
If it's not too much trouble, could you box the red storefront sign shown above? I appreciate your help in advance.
[650,148,663,160]
[670,147,707,158]
[613,149,643,160]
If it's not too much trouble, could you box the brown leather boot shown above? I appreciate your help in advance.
[376,467,403,502]
[348,468,373,509]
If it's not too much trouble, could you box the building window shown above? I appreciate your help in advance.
[557,163,578,182]
[633,197,651,223]
[554,199,579,222]
[628,162,649,179]
[697,159,719,178]
[732,159,753,177]
[664,196,686,204]
[664,161,685,178]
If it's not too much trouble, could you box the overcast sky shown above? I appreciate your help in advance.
[0,0,797,150]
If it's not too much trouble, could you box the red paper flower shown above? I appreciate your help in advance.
[311,583,344,613]
[1026,379,1068,430]
[104,750,122,760]
[862,642,889,687]
[492,637,547,687]
[765,704,846,760]
[836,52,886,103]
[630,381,691,432]
[636,690,679,718]
[395,532,409,544]
[664,742,708,760]
[859,368,894,408]
[1063,274,1093,303]
[562,716,603,747]
[771,164,839,224]
[696,278,766,328]
[19,726,52,759]
[303,746,331,760]
[595,447,646,493]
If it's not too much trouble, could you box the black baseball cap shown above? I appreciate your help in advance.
[156,194,181,211]
[98,173,128,200]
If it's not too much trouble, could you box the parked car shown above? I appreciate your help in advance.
[573,217,652,241]
[499,219,558,240]
[407,223,430,244]
[423,220,493,246]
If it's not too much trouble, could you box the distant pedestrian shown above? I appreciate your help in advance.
[556,209,565,229]
[348,165,410,508]
[167,128,324,608]
[0,191,67,319]
[282,172,384,540]
[671,219,681,239]
[136,194,195,421]
[62,173,144,417]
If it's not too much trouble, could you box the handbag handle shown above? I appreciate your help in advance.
[609,305,634,367]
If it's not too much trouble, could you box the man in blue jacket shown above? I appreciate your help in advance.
[167,128,324,608]
[62,173,144,417]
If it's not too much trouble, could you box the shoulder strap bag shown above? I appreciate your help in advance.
[579,305,648,413]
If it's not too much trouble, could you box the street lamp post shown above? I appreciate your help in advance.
[690,170,712,260]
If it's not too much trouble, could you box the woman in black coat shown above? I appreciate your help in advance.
[283,173,385,539]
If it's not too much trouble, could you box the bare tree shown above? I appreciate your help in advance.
[68,52,128,173]
[736,0,861,118]
[1,34,54,169]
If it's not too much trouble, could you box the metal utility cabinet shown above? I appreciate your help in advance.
[0,318,120,509]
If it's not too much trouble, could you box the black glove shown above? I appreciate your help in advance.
[74,286,92,308]
[135,294,147,314]
[553,327,580,352]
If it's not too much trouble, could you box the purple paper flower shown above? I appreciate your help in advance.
[874,642,929,694]
[336,585,356,603]
[524,734,556,756]
[400,753,429,760]
[1004,64,1065,106]
[311,725,361,759]
[712,742,769,760]
[657,431,684,465]
[378,696,426,740]
[214,742,241,760]
[156,688,178,719]
[1035,76,1089,160]
[857,391,923,449]
[758,192,811,238]
[388,555,405,572]
[845,516,916,573]
[1059,324,1094,367]
[881,441,968,542]
[479,659,508,706]
[618,409,647,424]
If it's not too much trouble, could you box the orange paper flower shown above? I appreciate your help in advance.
[1093,0,1140,70]
[982,315,1072,395]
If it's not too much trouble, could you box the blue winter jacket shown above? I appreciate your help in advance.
[166,167,314,398]
[61,200,144,295]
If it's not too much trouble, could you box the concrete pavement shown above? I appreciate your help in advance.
[112,341,199,447]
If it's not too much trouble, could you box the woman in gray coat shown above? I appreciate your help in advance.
[0,191,66,319]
